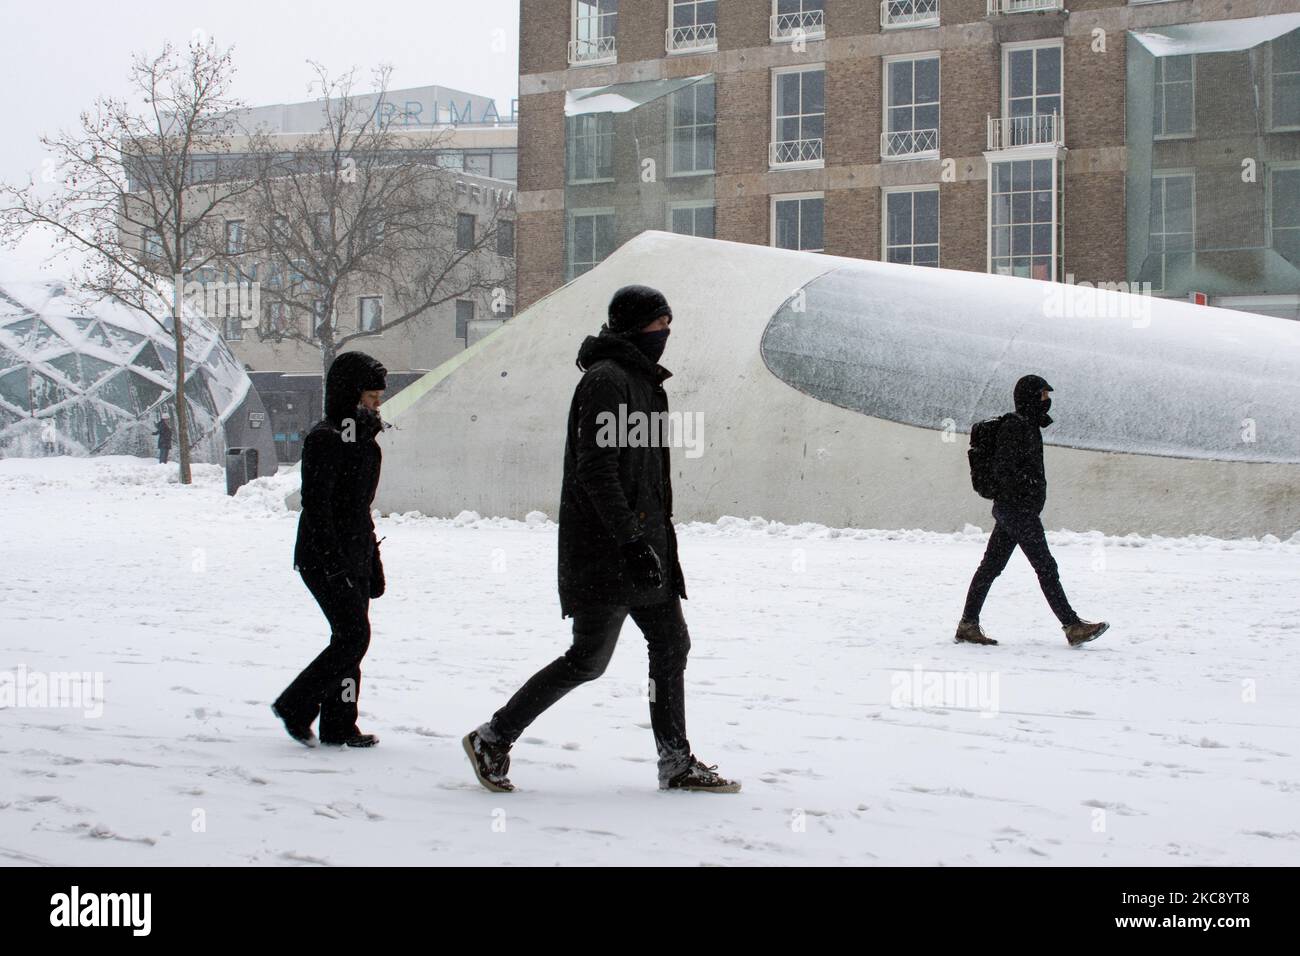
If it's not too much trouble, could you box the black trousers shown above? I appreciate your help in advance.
[489,597,692,781]
[276,567,371,742]
[158,446,169,464]
[962,504,1080,626]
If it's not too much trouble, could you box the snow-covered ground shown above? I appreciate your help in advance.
[1,456,1296,866]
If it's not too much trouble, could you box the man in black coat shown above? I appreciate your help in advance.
[464,284,740,793]
[153,417,172,464]
[956,374,1109,647]
[272,351,388,747]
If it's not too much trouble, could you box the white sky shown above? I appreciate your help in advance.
[0,0,520,271]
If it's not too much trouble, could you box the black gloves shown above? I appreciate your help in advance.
[620,537,664,591]
[369,541,386,599]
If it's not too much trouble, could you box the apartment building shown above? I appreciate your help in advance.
[516,0,1300,319]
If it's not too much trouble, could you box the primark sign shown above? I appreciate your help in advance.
[370,94,518,128]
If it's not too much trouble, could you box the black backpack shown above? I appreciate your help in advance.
[968,415,1010,500]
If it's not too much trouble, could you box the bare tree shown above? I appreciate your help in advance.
[0,38,266,484]
[234,64,515,376]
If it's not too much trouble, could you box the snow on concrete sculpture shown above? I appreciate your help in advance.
[374,232,1300,538]
[0,278,275,470]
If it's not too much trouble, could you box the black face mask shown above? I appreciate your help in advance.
[632,328,670,364]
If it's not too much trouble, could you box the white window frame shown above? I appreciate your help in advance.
[881,52,941,160]
[770,0,825,43]
[986,154,1063,281]
[666,0,718,54]
[667,78,716,177]
[567,206,617,280]
[358,295,384,334]
[224,219,245,256]
[770,192,825,253]
[667,200,716,237]
[570,0,618,66]
[881,0,939,30]
[1267,34,1300,132]
[1153,54,1196,141]
[567,112,616,185]
[1000,39,1064,148]
[770,64,826,169]
[881,185,940,267]
[1149,168,1196,294]
[1266,161,1300,259]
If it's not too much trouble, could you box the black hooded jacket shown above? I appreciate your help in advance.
[293,352,387,580]
[992,375,1054,515]
[557,329,686,617]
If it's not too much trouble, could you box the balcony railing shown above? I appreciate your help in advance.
[770,10,825,42]
[770,138,825,166]
[882,128,939,158]
[986,0,1064,15]
[568,34,617,66]
[987,113,1063,150]
[881,0,939,28]
[666,22,718,53]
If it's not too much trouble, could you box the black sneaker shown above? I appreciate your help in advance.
[955,620,998,646]
[271,703,317,748]
[661,756,741,793]
[463,728,515,793]
[320,732,379,748]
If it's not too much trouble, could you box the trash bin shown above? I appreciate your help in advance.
[225,447,260,496]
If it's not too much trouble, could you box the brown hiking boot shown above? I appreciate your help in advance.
[955,620,998,645]
[1064,619,1109,647]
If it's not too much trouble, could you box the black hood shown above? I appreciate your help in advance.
[324,351,387,424]
[1014,374,1053,427]
[575,328,670,381]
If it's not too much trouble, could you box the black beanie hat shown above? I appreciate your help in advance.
[607,284,672,333]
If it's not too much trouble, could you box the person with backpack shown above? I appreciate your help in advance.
[153,416,172,465]
[958,374,1108,647]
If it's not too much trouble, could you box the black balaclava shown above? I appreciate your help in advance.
[606,284,672,364]
[1013,374,1054,428]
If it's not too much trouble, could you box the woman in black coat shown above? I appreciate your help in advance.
[273,351,388,748]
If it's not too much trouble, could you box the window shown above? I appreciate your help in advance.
[771,0,825,42]
[1271,166,1300,265]
[1149,172,1194,292]
[465,152,492,176]
[568,208,616,279]
[1270,30,1300,130]
[143,228,163,261]
[668,0,718,53]
[771,194,824,252]
[492,151,518,181]
[224,220,245,255]
[455,299,475,341]
[189,158,216,183]
[884,188,939,266]
[883,55,940,159]
[771,66,825,167]
[436,150,465,170]
[1154,56,1194,138]
[359,296,383,333]
[266,301,288,334]
[989,158,1060,280]
[669,202,715,238]
[496,220,515,258]
[882,0,939,29]
[311,299,331,338]
[367,215,385,249]
[224,315,243,342]
[457,213,476,251]
[1003,41,1062,146]
[570,0,618,65]
[567,113,615,183]
[269,214,289,246]
[312,212,330,250]
[670,79,716,175]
